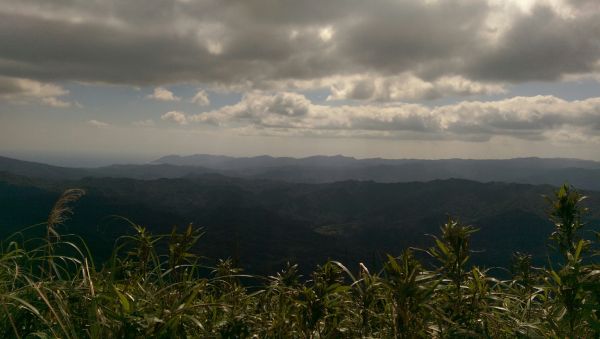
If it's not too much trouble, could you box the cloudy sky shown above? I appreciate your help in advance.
[1,0,600,165]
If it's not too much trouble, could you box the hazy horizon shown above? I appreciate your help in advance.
[4,150,600,168]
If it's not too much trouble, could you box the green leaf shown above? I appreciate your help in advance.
[550,270,562,286]
[113,286,132,314]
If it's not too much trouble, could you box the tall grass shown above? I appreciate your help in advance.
[0,184,598,338]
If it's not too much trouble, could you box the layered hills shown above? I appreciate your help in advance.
[2,154,599,274]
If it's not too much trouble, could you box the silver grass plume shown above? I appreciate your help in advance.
[45,188,85,280]
[47,188,86,241]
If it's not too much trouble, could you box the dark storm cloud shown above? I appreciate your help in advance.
[0,0,599,88]
[466,5,600,81]
[0,0,348,85]
[0,11,241,84]
[337,0,489,76]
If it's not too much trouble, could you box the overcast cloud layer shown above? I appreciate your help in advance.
[2,0,600,88]
[1,0,600,160]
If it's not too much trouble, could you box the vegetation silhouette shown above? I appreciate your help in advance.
[0,184,598,337]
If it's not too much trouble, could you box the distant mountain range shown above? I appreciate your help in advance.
[153,154,600,190]
[154,154,600,171]
[1,155,599,274]
[0,155,213,180]
[3,154,600,190]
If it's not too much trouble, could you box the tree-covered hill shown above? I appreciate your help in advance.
[2,173,599,274]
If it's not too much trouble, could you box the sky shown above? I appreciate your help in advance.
[1,0,600,166]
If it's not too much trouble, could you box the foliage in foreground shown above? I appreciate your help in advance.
[0,185,599,338]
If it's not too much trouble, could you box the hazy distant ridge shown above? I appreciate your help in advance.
[3,154,600,190]
[152,154,600,190]
[154,154,600,170]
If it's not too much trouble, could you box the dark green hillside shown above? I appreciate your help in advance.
[1,174,598,274]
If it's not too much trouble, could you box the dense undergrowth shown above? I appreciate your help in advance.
[0,185,599,338]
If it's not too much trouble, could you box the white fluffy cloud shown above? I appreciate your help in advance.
[87,119,110,128]
[191,89,210,106]
[326,74,506,102]
[147,87,180,101]
[41,97,72,108]
[161,111,188,125]
[133,119,155,127]
[0,76,74,107]
[186,92,600,142]
[192,92,311,127]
